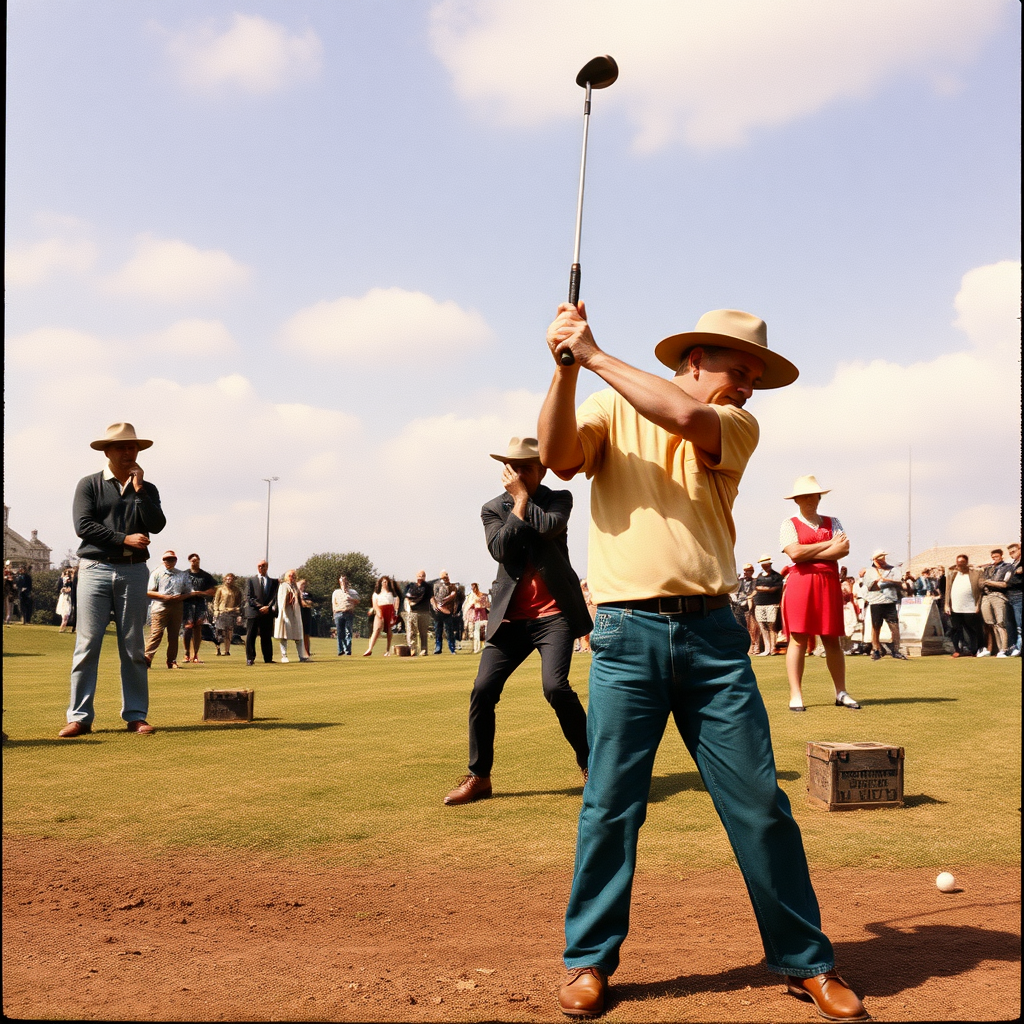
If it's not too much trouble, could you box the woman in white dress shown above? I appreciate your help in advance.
[56,569,74,631]
[274,569,311,663]
[363,575,398,656]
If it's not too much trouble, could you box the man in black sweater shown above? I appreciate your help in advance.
[444,437,592,805]
[59,423,165,738]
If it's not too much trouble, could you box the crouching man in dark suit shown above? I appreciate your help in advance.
[444,437,592,805]
[244,559,279,665]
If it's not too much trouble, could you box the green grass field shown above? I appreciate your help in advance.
[2,625,1020,877]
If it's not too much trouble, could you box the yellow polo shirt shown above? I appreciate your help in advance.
[556,388,759,604]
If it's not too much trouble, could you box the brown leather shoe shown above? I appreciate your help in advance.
[558,966,607,1017]
[58,721,92,738]
[126,720,156,735]
[443,774,491,805]
[785,971,867,1020]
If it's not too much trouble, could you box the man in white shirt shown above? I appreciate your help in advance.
[944,554,982,657]
[332,574,360,655]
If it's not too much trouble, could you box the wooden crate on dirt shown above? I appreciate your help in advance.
[806,741,904,811]
[203,689,254,723]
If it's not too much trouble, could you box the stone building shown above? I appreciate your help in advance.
[3,505,52,572]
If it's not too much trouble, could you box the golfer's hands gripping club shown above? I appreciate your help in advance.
[548,301,599,369]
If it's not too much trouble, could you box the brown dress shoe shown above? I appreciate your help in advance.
[558,966,607,1018]
[443,774,492,805]
[126,721,156,735]
[785,971,867,1020]
[58,721,92,738]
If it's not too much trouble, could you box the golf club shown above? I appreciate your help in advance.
[561,54,618,366]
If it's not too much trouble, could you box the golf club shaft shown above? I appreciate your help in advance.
[562,83,593,366]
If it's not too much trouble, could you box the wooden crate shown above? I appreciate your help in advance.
[203,689,254,723]
[806,741,904,811]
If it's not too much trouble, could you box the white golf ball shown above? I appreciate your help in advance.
[935,872,957,892]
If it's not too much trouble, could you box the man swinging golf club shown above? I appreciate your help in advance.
[539,304,867,1021]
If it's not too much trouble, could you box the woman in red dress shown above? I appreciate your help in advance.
[780,475,861,712]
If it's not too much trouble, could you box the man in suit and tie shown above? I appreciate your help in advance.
[443,437,592,806]
[244,559,279,665]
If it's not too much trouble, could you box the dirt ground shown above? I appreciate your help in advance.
[2,837,1019,1022]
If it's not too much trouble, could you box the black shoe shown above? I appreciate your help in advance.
[246,659,255,665]
[870,649,882,661]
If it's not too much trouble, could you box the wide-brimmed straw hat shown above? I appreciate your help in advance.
[90,422,153,451]
[871,548,888,560]
[489,436,541,463]
[757,554,774,564]
[785,474,829,499]
[654,309,799,389]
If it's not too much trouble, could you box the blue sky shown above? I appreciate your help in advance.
[5,0,1021,587]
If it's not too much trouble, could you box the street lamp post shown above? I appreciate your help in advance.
[263,476,279,564]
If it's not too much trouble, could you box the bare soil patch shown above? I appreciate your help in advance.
[3,837,1019,1021]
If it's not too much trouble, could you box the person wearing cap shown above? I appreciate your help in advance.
[779,475,862,709]
[862,549,909,661]
[144,551,191,669]
[753,555,784,656]
[443,437,592,807]
[540,306,866,1021]
[59,423,166,738]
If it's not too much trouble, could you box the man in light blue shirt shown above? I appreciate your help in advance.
[862,548,907,661]
[144,550,191,668]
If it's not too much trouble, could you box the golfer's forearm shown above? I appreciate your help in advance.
[586,350,720,453]
[538,369,585,471]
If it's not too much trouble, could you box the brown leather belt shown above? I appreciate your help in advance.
[601,595,731,616]
[100,554,149,565]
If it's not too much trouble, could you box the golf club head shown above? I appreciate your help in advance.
[576,55,618,89]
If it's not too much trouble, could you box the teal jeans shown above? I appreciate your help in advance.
[563,604,834,978]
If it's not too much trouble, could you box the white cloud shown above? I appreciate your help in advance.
[734,260,1022,567]
[7,320,239,369]
[954,259,1021,358]
[166,13,323,95]
[430,0,1006,152]
[105,235,251,302]
[5,327,109,368]
[280,286,495,363]
[140,319,239,357]
[5,237,98,287]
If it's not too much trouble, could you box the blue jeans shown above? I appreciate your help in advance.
[434,613,457,654]
[67,560,150,725]
[564,604,833,978]
[334,611,354,654]
[1007,592,1022,650]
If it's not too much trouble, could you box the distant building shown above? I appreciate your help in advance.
[907,544,1010,575]
[3,505,52,572]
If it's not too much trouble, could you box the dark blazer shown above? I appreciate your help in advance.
[244,575,279,619]
[482,483,592,641]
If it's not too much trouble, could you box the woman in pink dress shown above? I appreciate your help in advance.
[780,475,861,712]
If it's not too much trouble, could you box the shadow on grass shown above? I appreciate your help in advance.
[492,770,801,803]
[1,720,340,746]
[1,651,43,657]
[859,697,958,706]
[902,793,946,807]
[158,720,340,733]
[609,912,1021,1007]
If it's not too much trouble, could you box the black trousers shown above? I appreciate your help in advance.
[467,614,589,777]
[948,611,982,654]
[245,614,274,663]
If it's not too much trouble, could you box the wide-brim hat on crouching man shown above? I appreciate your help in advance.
[489,437,542,464]
[90,422,153,451]
[654,309,799,390]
